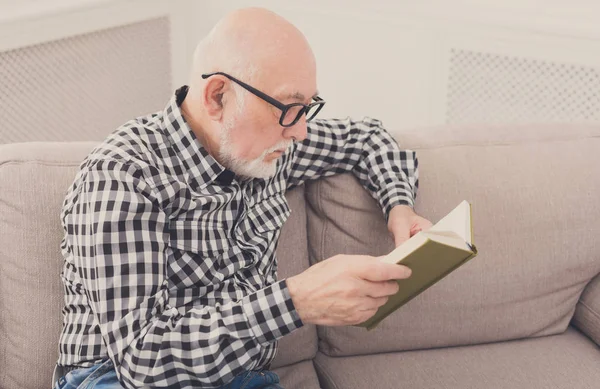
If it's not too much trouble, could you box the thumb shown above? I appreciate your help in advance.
[360,259,412,281]
[410,225,422,237]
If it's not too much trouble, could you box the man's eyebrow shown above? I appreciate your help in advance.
[284,91,319,101]
[286,92,305,101]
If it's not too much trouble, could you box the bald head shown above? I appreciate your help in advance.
[190,8,316,88]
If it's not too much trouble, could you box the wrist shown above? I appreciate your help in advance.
[388,204,414,224]
[286,276,310,325]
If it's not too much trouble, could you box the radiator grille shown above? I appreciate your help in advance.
[0,17,172,143]
[447,49,600,124]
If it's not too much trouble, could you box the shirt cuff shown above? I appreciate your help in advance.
[241,279,304,346]
[380,184,415,223]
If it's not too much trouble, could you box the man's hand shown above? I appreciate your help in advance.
[387,205,433,247]
[286,255,412,326]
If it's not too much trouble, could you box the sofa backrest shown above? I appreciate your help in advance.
[0,142,97,389]
[0,142,315,389]
[307,123,600,357]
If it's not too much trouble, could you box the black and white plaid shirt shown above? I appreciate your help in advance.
[57,86,418,388]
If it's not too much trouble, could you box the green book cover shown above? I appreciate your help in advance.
[355,200,478,331]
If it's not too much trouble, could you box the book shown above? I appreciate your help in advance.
[355,200,478,331]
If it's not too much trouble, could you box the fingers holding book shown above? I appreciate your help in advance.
[285,254,412,327]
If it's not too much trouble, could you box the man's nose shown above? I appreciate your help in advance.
[283,115,308,142]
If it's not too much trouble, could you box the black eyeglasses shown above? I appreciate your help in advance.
[201,72,326,127]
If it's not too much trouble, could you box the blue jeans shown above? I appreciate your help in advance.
[53,359,284,388]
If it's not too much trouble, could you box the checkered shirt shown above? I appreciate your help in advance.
[57,86,418,388]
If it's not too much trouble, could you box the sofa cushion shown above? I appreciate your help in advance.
[0,142,315,389]
[573,273,600,345]
[306,124,600,356]
[271,186,318,368]
[313,326,600,389]
[272,360,322,389]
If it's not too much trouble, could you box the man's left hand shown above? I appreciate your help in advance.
[387,205,433,247]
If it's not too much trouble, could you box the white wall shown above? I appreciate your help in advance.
[178,0,600,133]
[2,0,600,136]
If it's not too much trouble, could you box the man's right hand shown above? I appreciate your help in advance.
[285,254,412,326]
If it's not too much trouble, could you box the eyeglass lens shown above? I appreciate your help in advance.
[281,104,322,126]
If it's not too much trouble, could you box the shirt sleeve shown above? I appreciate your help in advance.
[285,117,419,222]
[73,159,303,388]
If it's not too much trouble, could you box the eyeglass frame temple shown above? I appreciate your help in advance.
[201,72,325,126]
[202,72,287,111]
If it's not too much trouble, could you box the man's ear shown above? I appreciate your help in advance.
[202,76,230,121]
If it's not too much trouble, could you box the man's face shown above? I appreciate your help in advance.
[218,60,317,179]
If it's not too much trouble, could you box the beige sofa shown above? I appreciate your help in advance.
[1,123,599,389]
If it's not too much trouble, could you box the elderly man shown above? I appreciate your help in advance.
[53,7,431,389]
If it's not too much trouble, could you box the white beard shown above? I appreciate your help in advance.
[218,116,291,180]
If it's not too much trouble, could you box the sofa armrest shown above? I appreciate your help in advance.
[572,273,600,345]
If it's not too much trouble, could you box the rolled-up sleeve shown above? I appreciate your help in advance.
[286,117,419,221]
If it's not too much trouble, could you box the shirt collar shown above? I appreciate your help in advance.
[162,86,235,187]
